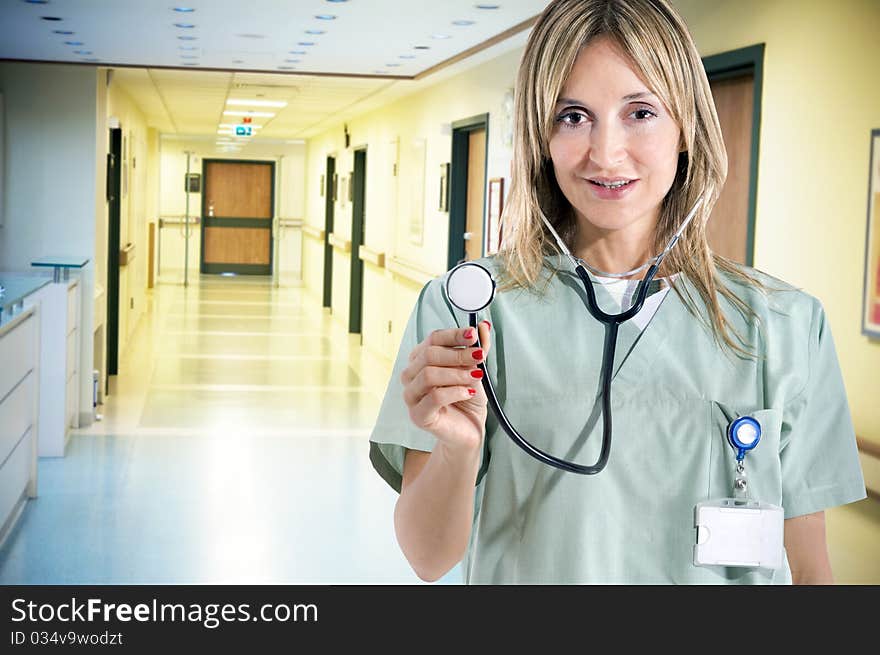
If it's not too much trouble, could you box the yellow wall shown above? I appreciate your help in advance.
[304,48,521,361]
[672,0,880,462]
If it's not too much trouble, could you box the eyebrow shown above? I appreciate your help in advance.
[555,91,658,106]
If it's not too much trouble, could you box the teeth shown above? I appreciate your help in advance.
[595,180,631,189]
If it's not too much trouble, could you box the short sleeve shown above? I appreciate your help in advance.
[368,277,464,493]
[779,298,867,518]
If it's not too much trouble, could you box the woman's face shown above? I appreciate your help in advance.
[548,36,682,235]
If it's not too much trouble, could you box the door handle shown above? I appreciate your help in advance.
[463,232,473,241]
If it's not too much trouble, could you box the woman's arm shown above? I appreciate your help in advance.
[394,446,481,582]
[784,511,834,584]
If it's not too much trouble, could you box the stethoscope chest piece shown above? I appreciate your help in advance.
[444,261,496,313]
[727,416,761,461]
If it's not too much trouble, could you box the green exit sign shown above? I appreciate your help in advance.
[235,125,253,136]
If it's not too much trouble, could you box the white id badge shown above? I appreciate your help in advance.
[694,498,784,570]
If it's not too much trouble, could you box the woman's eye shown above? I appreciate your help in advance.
[632,108,657,121]
[556,111,588,127]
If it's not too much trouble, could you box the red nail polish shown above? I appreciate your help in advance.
[471,349,483,360]
[470,369,484,379]
[468,388,476,396]
[484,321,492,330]
[464,328,475,340]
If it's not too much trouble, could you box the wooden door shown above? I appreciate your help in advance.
[708,73,753,264]
[201,160,274,275]
[464,129,487,261]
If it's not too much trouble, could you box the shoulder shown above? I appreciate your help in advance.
[713,261,824,325]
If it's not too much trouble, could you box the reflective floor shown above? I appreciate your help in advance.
[0,273,877,584]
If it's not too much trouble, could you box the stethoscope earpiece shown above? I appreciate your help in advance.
[444,261,496,313]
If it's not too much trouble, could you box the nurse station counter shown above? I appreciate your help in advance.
[0,258,86,545]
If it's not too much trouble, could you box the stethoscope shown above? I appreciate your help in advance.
[443,198,760,475]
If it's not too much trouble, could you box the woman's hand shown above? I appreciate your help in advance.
[400,321,492,454]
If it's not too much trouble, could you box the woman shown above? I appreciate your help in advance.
[369,0,865,584]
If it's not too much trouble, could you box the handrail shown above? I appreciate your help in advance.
[302,224,325,240]
[328,233,351,253]
[358,245,386,268]
[386,256,437,286]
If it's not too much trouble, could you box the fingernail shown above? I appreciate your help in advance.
[463,328,475,340]
[468,388,476,396]
[471,349,483,360]
[484,321,492,330]
[470,369,484,379]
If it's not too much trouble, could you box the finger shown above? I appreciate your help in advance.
[401,341,483,386]
[415,326,480,354]
[476,320,492,356]
[403,365,484,407]
[408,385,479,430]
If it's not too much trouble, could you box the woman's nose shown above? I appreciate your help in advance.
[588,122,627,170]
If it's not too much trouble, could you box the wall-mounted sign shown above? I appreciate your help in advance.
[235,125,253,137]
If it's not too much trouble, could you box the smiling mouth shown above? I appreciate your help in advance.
[588,179,637,189]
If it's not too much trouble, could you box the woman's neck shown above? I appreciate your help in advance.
[572,214,660,281]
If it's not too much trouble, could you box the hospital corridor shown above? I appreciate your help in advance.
[1,0,880,586]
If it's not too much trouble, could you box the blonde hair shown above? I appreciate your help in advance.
[499,0,766,358]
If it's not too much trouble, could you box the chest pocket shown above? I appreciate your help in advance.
[707,402,783,506]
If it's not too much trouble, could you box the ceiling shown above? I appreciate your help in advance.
[0,0,545,142]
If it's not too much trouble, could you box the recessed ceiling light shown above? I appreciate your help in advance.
[73,50,93,55]
[174,23,196,28]
[325,0,349,3]
[399,54,416,59]
[285,58,301,63]
[289,50,306,55]
[452,20,476,26]
[305,29,325,35]
[53,30,74,35]
[177,35,197,40]
[297,41,316,46]
[64,41,84,46]
[180,55,198,59]
[315,14,336,20]
[227,99,287,107]
[182,62,199,66]
[173,7,195,12]
[431,33,451,39]
[219,123,263,129]
[374,69,388,74]
[40,16,63,21]
[386,63,401,67]
[83,58,99,62]
[179,45,198,50]
[232,59,244,63]
[223,110,275,117]
[414,45,430,50]
[278,66,295,70]
[236,33,266,39]
[475,3,501,8]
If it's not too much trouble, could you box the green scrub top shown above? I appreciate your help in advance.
[369,255,866,584]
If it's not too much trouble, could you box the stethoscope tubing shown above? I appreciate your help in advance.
[470,261,662,475]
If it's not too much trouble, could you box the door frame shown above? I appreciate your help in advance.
[349,148,367,335]
[702,43,764,267]
[199,158,276,275]
[106,126,122,381]
[448,113,489,269]
[323,156,336,308]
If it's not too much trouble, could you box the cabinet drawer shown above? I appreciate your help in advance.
[66,328,78,380]
[0,315,36,402]
[0,372,33,467]
[67,284,78,334]
[0,428,33,535]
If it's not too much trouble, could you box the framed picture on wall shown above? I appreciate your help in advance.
[862,128,880,339]
[486,177,504,255]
